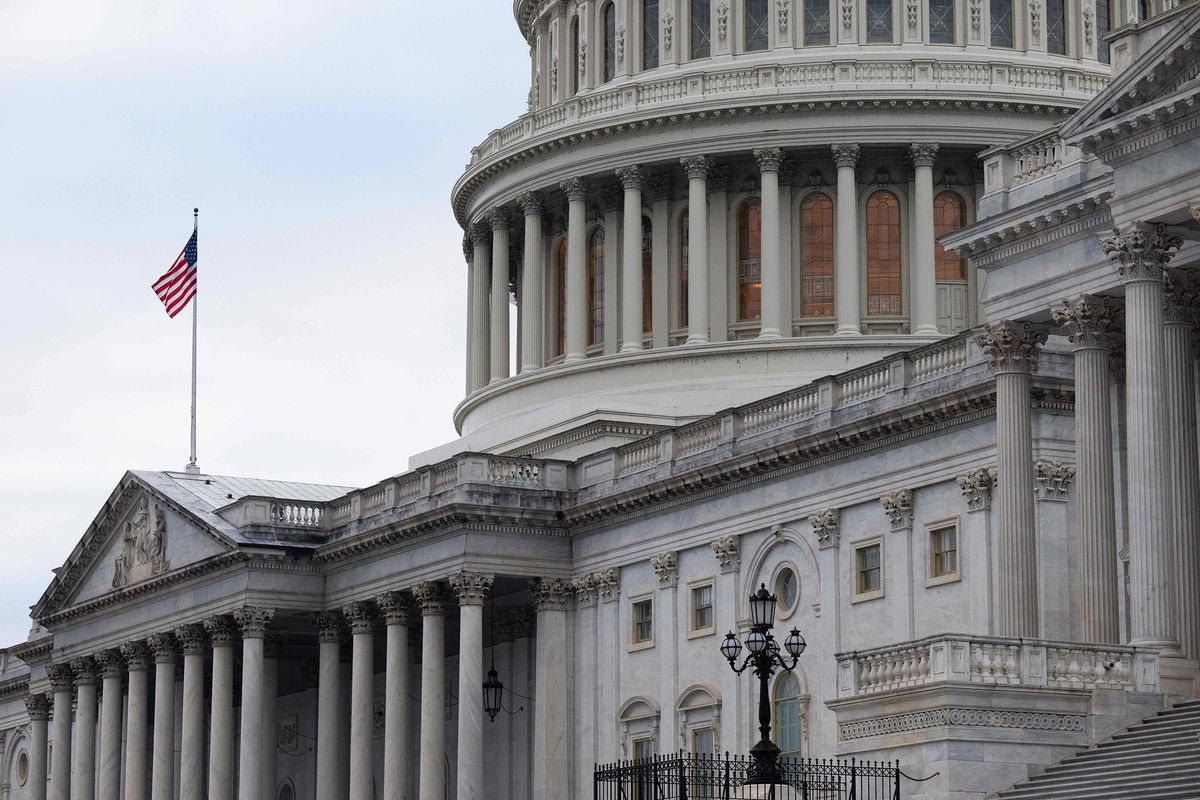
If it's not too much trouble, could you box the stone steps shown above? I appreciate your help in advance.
[988,699,1200,800]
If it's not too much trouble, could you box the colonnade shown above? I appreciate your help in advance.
[465,143,957,393]
[21,573,573,800]
[983,226,1200,660]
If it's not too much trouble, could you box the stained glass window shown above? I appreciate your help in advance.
[805,0,832,44]
[746,0,770,51]
[929,0,955,43]
[934,192,967,280]
[800,194,835,317]
[738,199,763,321]
[1047,0,1066,54]
[866,0,894,42]
[642,216,653,333]
[990,0,1012,47]
[691,0,712,58]
[866,191,902,315]
[644,0,661,69]
[589,227,606,345]
[604,2,617,81]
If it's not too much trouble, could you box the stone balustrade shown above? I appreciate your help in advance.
[980,124,1091,198]
[835,634,1160,698]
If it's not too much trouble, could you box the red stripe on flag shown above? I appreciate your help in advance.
[152,246,197,317]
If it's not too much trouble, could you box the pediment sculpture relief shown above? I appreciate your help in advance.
[112,495,171,589]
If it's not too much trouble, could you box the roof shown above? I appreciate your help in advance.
[151,471,358,511]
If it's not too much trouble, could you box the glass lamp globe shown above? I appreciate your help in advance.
[720,631,743,661]
[745,630,768,654]
[749,583,777,628]
[767,636,780,655]
[483,667,504,722]
[784,628,807,657]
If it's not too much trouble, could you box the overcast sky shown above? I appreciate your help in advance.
[0,0,530,645]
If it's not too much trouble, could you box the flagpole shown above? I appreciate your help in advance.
[186,208,200,474]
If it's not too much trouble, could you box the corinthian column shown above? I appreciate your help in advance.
[95,650,124,800]
[1052,295,1122,643]
[832,145,861,335]
[312,612,344,800]
[681,156,711,344]
[262,635,279,800]
[377,592,413,800]
[147,634,177,800]
[202,617,236,800]
[234,607,274,800]
[531,578,571,800]
[468,223,492,392]
[489,208,511,382]
[120,642,150,800]
[46,664,73,800]
[519,192,546,372]
[617,165,645,353]
[25,694,51,800]
[73,657,100,800]
[450,571,495,800]
[975,320,1048,637]
[1164,269,1200,659]
[910,143,940,335]
[755,147,785,339]
[172,625,206,800]
[413,582,447,800]
[343,601,376,800]
[1101,225,1184,650]
[561,178,589,362]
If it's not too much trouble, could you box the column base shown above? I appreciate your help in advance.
[1158,653,1200,697]
[912,324,943,336]
[756,330,783,340]
[834,326,862,336]
[564,353,586,363]
[619,343,644,353]
[685,336,710,345]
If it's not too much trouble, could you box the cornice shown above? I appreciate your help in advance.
[0,676,30,700]
[7,637,53,667]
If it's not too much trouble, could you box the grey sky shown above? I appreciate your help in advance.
[0,0,529,645]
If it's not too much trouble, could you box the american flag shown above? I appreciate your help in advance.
[152,230,198,317]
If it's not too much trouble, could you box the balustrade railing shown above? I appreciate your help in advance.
[618,439,661,475]
[839,365,890,405]
[676,419,722,458]
[487,457,544,486]
[981,123,1089,195]
[741,387,821,436]
[270,502,323,528]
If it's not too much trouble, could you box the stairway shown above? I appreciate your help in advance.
[988,699,1200,800]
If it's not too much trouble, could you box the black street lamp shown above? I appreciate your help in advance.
[720,583,807,785]
[483,585,504,722]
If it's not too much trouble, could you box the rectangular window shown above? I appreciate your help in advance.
[644,0,661,69]
[1046,0,1066,54]
[866,0,894,42]
[930,524,959,578]
[692,584,714,631]
[633,598,654,643]
[775,697,802,755]
[1096,0,1110,64]
[804,0,832,44]
[929,0,955,43]
[693,728,716,755]
[691,0,712,58]
[745,0,770,51]
[989,0,1013,47]
[855,542,882,597]
[634,738,655,760]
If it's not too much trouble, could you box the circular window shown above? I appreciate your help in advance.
[775,566,799,619]
[16,751,29,785]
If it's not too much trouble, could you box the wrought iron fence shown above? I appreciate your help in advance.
[594,753,931,800]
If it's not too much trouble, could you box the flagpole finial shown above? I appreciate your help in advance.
[194,207,199,215]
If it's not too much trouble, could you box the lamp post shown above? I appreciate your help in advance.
[720,583,807,785]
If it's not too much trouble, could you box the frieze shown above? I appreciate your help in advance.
[838,707,1085,740]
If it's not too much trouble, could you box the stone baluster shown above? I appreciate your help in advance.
[120,642,150,800]
[1101,225,1184,651]
[95,650,124,800]
[489,208,512,382]
[617,165,645,353]
[531,577,572,800]
[1052,295,1122,643]
[377,592,414,800]
[681,156,712,344]
[910,143,940,335]
[832,144,861,335]
[561,178,589,362]
[520,192,546,372]
[312,612,345,800]
[343,601,377,800]
[755,147,785,339]
[975,320,1048,637]
[73,656,100,800]
[173,625,207,800]
[450,571,495,800]
[233,607,275,800]
[468,222,492,392]
[202,617,236,800]
[46,664,73,800]
[25,694,51,800]
[413,581,448,800]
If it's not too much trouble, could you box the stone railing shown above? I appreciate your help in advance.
[835,634,1160,698]
[981,124,1088,196]
[469,59,1108,168]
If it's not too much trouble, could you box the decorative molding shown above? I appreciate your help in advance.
[778,0,790,34]
[1082,4,1094,47]
[717,1,730,40]
[615,164,644,191]
[119,641,151,672]
[969,0,982,35]
[1029,0,1042,45]
[754,147,785,173]
[1034,460,1076,500]
[449,570,495,606]
[559,177,588,202]
[810,508,840,549]
[1051,295,1122,350]
[203,615,238,648]
[24,693,51,722]
[841,0,854,31]
[650,551,679,587]
[147,633,179,663]
[233,606,275,638]
[175,624,207,656]
[952,194,1113,268]
[95,649,124,680]
[531,576,573,611]
[906,0,920,36]
[957,467,998,511]
[975,320,1048,374]
[412,581,449,616]
[550,55,558,95]
[832,143,860,168]
[680,155,713,181]
[711,534,741,574]
[663,11,674,55]
[46,663,74,692]
[616,25,625,64]
[343,600,377,634]
[312,611,345,643]
[839,707,1085,740]
[707,165,732,194]
[1100,224,1184,283]
[880,489,914,531]
[1163,269,1200,324]
[578,39,587,79]
[572,572,598,607]
[72,656,99,685]
[112,495,171,589]
[377,591,414,625]
[909,142,939,168]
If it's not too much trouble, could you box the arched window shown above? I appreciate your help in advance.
[589,227,606,346]
[737,198,763,322]
[644,0,661,70]
[679,211,690,327]
[866,191,902,315]
[745,0,769,51]
[691,0,712,59]
[866,0,893,42]
[799,193,835,317]
[929,0,955,43]
[774,673,804,758]
[570,17,581,94]
[933,192,967,281]
[1046,0,1066,54]
[555,239,568,356]
[603,2,617,82]
[989,0,1013,47]
[642,216,654,333]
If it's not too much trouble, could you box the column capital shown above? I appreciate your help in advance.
[312,611,345,643]
[233,606,275,639]
[24,693,51,721]
[880,488,914,531]
[647,173,673,202]
[975,320,1048,374]
[469,222,492,247]
[593,567,621,602]
[342,600,378,634]
[412,581,449,615]
[810,507,841,549]
[571,573,597,607]
[487,207,510,232]
[909,142,939,168]
[1164,268,1200,324]
[530,576,573,611]
[46,662,74,692]
[1034,459,1076,501]
[519,191,545,216]
[956,467,998,511]
[559,177,588,201]
[175,623,208,656]
[649,551,678,587]
[119,640,151,671]
[449,570,495,606]
[753,147,785,173]
[377,590,415,625]
[147,632,178,663]
[615,164,644,190]
[1051,294,1122,349]
[831,143,860,168]
[710,534,741,573]
[462,234,473,264]
[1100,224,1183,283]
[680,155,713,180]
[94,649,125,679]
[71,656,99,685]
[202,614,238,647]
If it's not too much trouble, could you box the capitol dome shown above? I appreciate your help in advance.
[440,0,1114,461]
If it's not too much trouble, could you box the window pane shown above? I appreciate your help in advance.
[590,227,606,345]
[634,739,655,760]
[634,599,653,642]
[556,240,568,356]
[693,728,715,755]
[866,192,902,315]
[776,568,799,612]
[1046,0,1066,54]
[680,211,690,327]
[570,18,581,93]
[776,698,802,755]
[800,193,835,317]
[1097,0,1110,64]
[746,0,770,50]
[604,2,617,81]
[691,0,712,58]
[858,544,881,592]
[929,0,955,43]
[642,216,654,333]
[738,199,763,321]
[866,0,893,42]
[693,585,714,629]
[804,0,832,44]
[933,192,967,280]
[932,526,958,577]
[990,0,1012,47]
[644,0,661,69]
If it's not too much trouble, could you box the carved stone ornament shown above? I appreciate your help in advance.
[910,143,939,168]
[616,25,625,64]
[906,0,919,35]
[594,567,621,602]
[1029,0,1042,44]
[468,222,491,248]
[841,0,854,31]
[717,1,730,40]
[1082,4,1094,46]
[560,177,588,202]
[648,173,673,202]
[112,495,171,589]
[1191,203,1200,225]
[233,606,275,638]
[1163,269,1200,324]
[72,656,99,685]
[754,147,785,173]
[810,508,840,549]
[530,576,573,611]
[650,551,679,587]
[47,662,74,692]
[343,600,378,634]
[95,648,125,679]
[147,632,178,663]
[956,467,998,511]
[832,143,860,168]
[495,607,536,641]
[974,320,1048,374]
[449,570,495,606]
[571,572,598,607]
[880,489,914,530]
[663,11,674,54]
[203,615,238,647]
[708,165,732,194]
[487,206,510,232]
[551,55,559,94]
[970,0,982,35]
[312,611,345,643]
[520,191,544,217]
[24,693,51,721]
[175,623,207,656]
[377,591,414,625]
[412,581,448,615]
[1034,460,1076,500]
[1051,295,1121,350]
[616,164,644,191]
[578,39,587,79]
[119,641,151,671]
[1100,225,1183,283]
[681,155,713,180]
[711,534,741,573]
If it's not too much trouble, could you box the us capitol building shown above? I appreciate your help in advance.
[3,0,1199,798]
